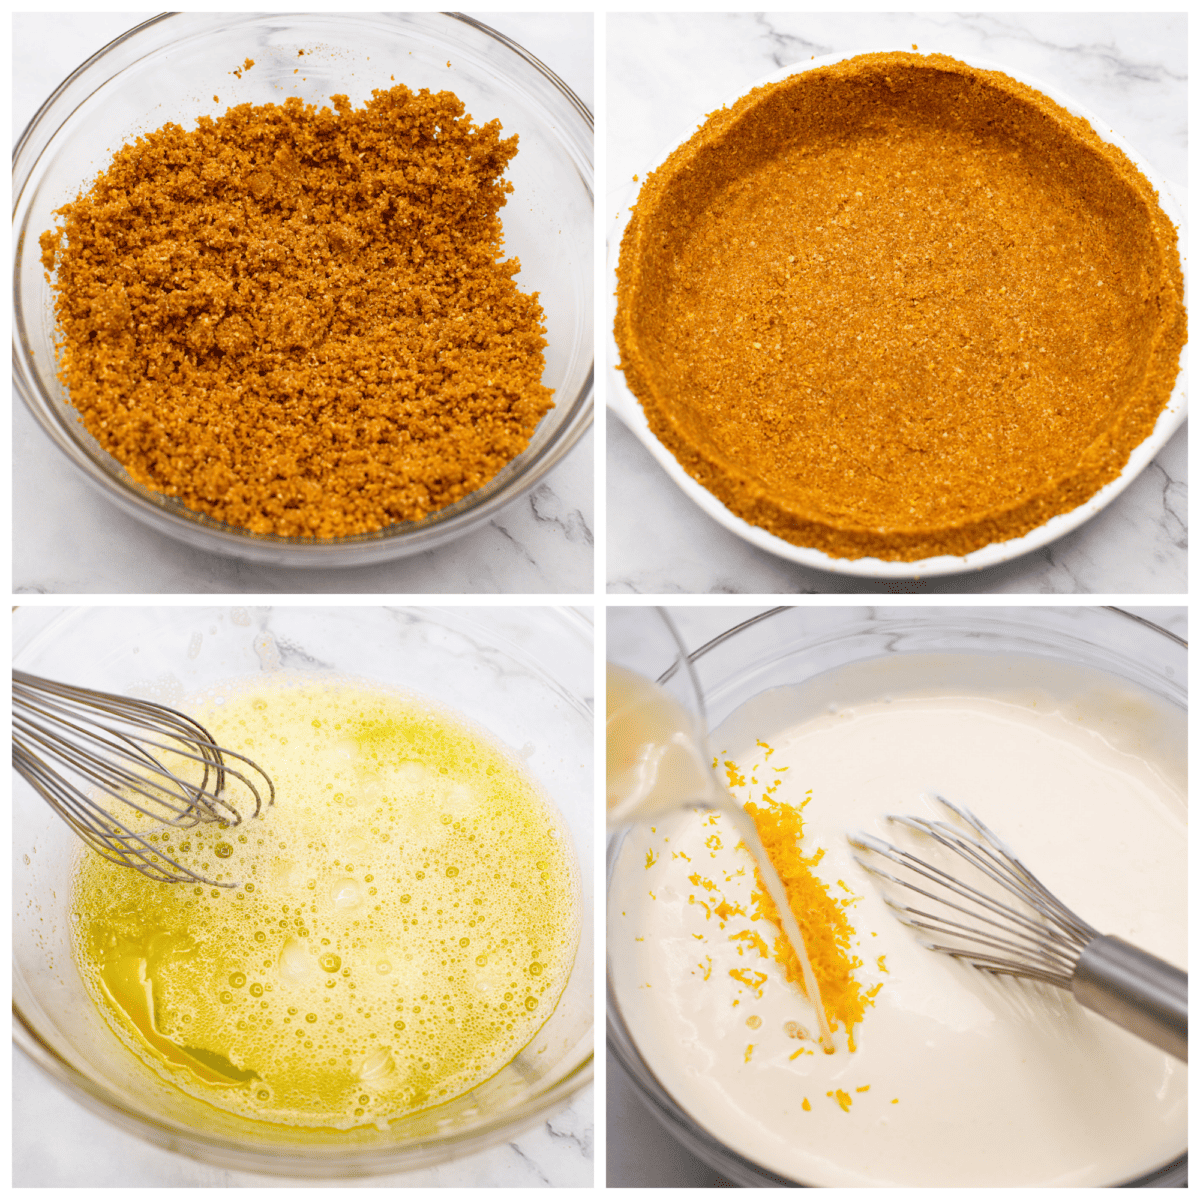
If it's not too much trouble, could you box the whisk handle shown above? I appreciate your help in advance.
[1072,935,1187,1063]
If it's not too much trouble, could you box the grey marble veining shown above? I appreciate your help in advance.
[606,13,1186,595]
[606,603,1185,1186]
[13,1053,593,1188]
[14,12,594,596]
[13,605,594,1188]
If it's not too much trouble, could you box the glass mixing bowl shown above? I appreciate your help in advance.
[13,13,593,566]
[607,606,1185,1186]
[14,605,593,1177]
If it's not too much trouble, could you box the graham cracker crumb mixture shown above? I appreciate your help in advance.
[39,86,552,537]
[615,52,1185,561]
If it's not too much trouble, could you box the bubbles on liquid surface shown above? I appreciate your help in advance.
[279,938,314,985]
[360,1047,396,1082]
[330,879,362,910]
[70,678,580,1132]
[395,761,430,786]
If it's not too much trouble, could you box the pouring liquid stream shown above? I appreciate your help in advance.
[607,664,834,1052]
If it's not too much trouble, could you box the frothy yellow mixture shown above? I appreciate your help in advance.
[71,679,580,1129]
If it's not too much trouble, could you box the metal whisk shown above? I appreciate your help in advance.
[13,670,274,887]
[849,795,1187,1062]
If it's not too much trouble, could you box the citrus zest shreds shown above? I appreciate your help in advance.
[730,928,770,958]
[730,968,768,999]
[743,794,874,1045]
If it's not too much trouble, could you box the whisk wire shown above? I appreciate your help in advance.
[851,793,1187,1063]
[16,710,225,827]
[14,674,273,821]
[853,832,1082,957]
[924,803,1098,944]
[850,795,1099,987]
[860,849,1084,973]
[13,670,275,887]
[887,818,1059,925]
[13,742,219,885]
[887,901,1082,985]
[14,680,232,813]
[885,807,1096,946]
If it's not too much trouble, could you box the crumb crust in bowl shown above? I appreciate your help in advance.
[14,12,595,565]
[41,86,552,539]
[614,51,1186,562]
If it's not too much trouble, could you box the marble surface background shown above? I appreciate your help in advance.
[606,13,1187,594]
[13,602,594,1187]
[14,12,593,595]
[14,1051,593,1189]
[606,603,1186,1186]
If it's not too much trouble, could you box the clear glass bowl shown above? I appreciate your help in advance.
[607,605,1185,1186]
[14,605,593,1177]
[14,14,593,566]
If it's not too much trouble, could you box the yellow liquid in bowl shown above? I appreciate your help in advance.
[71,679,580,1130]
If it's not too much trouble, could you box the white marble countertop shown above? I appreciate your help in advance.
[605,603,1185,1186]
[14,1052,593,1188]
[13,602,595,1187]
[14,12,594,596]
[606,13,1186,595]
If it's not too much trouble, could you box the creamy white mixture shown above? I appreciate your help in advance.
[609,655,1186,1186]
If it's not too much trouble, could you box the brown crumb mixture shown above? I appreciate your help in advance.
[615,52,1185,561]
[40,86,552,537]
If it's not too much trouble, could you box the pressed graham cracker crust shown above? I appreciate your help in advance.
[615,52,1186,562]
